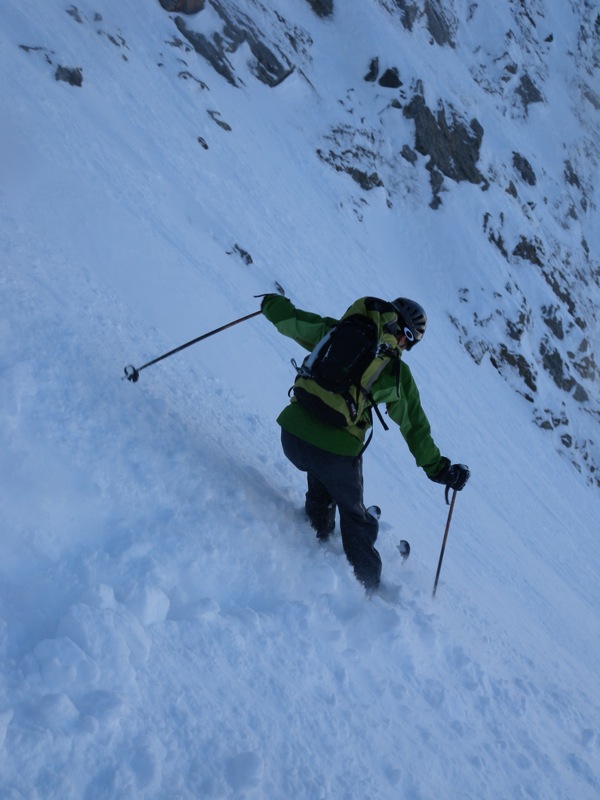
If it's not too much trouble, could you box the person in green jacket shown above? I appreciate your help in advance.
[261,293,470,592]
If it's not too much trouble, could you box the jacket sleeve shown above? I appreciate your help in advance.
[384,361,444,477]
[261,295,338,352]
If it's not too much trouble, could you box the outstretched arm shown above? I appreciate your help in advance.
[261,294,338,351]
[385,362,470,490]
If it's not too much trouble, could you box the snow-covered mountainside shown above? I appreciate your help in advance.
[156,0,600,485]
[1,1,599,798]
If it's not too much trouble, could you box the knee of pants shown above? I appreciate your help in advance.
[339,510,378,547]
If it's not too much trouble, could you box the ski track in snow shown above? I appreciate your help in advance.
[1,1,599,798]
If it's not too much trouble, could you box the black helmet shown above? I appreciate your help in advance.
[391,297,427,349]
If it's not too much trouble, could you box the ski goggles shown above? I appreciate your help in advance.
[398,325,416,349]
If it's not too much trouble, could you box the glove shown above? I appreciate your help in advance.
[256,293,279,311]
[256,288,287,312]
[430,459,470,491]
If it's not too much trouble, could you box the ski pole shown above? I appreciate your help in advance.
[432,488,458,598]
[123,309,262,382]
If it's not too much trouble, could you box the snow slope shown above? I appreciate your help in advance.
[1,1,599,798]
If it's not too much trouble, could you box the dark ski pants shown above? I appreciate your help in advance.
[281,429,381,590]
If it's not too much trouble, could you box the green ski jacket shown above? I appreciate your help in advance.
[262,295,445,477]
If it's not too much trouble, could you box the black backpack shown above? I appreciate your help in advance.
[292,297,400,434]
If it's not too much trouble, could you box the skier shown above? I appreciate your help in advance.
[261,293,470,593]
